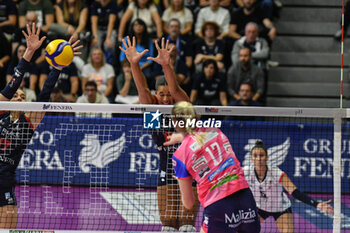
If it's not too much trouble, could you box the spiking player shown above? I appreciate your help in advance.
[120,37,199,232]
[171,101,260,233]
[0,23,82,228]
[244,140,334,233]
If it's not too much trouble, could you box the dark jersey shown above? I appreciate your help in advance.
[0,111,34,187]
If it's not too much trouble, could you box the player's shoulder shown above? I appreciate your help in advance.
[267,164,284,177]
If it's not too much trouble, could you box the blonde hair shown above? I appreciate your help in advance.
[172,101,207,145]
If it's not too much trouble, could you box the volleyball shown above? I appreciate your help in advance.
[45,39,74,68]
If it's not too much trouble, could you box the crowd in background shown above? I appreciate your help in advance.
[0,0,283,108]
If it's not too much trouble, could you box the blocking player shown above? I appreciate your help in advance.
[120,36,199,232]
[0,23,81,228]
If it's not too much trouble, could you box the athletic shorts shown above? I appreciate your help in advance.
[0,186,16,207]
[258,207,292,221]
[202,188,260,233]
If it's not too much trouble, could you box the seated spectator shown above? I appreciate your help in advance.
[76,81,112,118]
[194,22,225,73]
[50,87,68,102]
[190,59,227,106]
[12,12,48,65]
[153,45,190,93]
[231,22,269,69]
[162,0,193,36]
[0,29,11,89]
[48,87,74,116]
[18,0,54,32]
[7,44,37,92]
[199,0,232,8]
[0,0,17,35]
[50,0,88,42]
[118,0,162,41]
[227,82,262,121]
[90,0,118,65]
[227,47,265,102]
[165,19,193,69]
[195,0,230,39]
[120,19,154,87]
[39,61,79,102]
[229,0,276,42]
[115,59,139,104]
[229,82,261,106]
[82,47,115,102]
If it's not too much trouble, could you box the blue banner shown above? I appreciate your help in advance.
[16,116,349,193]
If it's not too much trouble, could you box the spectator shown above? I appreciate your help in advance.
[118,0,162,41]
[12,12,48,65]
[227,47,265,102]
[153,45,190,92]
[195,0,230,39]
[21,81,37,102]
[90,0,118,65]
[231,22,269,69]
[190,59,227,106]
[50,0,88,42]
[229,0,276,41]
[50,87,68,102]
[7,44,38,93]
[161,0,193,36]
[39,61,79,102]
[335,0,350,40]
[76,81,112,118]
[18,0,54,32]
[199,0,232,8]
[230,82,261,106]
[120,19,154,86]
[165,19,193,69]
[0,29,11,89]
[0,0,17,35]
[115,59,139,104]
[81,47,115,102]
[194,22,225,73]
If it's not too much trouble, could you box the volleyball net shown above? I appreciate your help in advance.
[0,102,348,233]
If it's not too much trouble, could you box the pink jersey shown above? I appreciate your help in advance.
[173,128,249,208]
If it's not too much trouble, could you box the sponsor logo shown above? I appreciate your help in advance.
[225,209,256,227]
[208,157,235,182]
[192,156,207,172]
[205,107,219,113]
[143,110,162,129]
[78,133,126,173]
[130,107,146,111]
[42,104,73,111]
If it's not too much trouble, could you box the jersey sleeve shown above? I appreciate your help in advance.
[172,155,191,179]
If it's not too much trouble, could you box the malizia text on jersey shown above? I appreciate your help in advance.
[162,118,222,128]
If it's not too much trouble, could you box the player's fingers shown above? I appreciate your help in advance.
[26,24,31,35]
[140,49,149,57]
[154,39,160,51]
[132,36,136,47]
[165,39,169,49]
[122,38,128,49]
[71,39,80,48]
[32,22,35,36]
[127,36,132,47]
[161,37,164,49]
[36,25,41,36]
[147,57,155,62]
[39,36,46,45]
[119,46,126,53]
[73,51,82,55]
[169,44,175,53]
[22,30,28,39]
[73,45,83,51]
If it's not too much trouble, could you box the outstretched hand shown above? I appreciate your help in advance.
[119,36,149,65]
[147,38,174,66]
[68,36,83,56]
[317,200,334,215]
[22,23,46,52]
[163,132,184,146]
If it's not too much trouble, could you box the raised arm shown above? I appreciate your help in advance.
[26,37,82,129]
[119,36,154,104]
[147,38,190,102]
[0,23,46,101]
